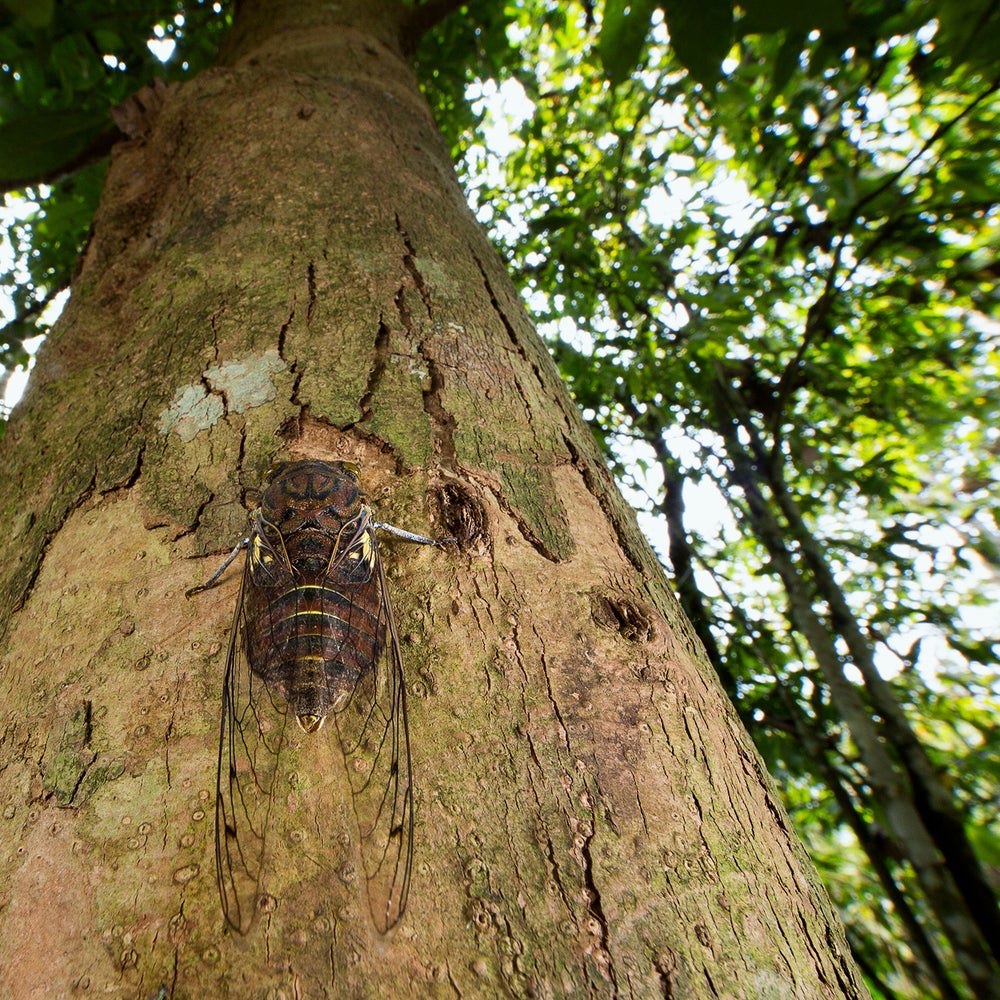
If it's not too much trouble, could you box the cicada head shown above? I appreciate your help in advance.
[259,460,368,534]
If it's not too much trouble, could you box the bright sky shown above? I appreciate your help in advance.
[1,193,47,416]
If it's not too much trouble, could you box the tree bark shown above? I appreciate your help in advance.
[0,2,870,997]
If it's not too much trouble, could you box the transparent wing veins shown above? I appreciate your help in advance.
[215,549,289,934]
[332,530,414,933]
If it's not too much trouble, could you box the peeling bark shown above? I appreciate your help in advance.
[0,1,869,997]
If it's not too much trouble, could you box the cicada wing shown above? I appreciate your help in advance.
[215,554,289,934]
[332,545,414,933]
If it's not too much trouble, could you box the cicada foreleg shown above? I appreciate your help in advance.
[372,520,456,549]
[186,537,250,597]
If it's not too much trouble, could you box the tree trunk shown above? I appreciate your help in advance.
[0,2,870,997]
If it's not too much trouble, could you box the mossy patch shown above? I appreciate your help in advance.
[498,462,575,562]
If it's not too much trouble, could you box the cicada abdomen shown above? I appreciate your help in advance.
[195,459,451,934]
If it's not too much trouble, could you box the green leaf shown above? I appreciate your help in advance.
[0,108,109,186]
[599,0,659,87]
[1,0,54,28]
[767,31,805,97]
[936,0,1000,72]
[739,0,847,36]
[661,0,734,86]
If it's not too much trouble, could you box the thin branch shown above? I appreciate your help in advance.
[2,126,119,194]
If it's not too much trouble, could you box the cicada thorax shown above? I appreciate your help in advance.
[242,460,386,731]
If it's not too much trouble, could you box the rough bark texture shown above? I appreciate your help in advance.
[0,2,870,997]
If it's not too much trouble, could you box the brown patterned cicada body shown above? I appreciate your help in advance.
[188,460,451,934]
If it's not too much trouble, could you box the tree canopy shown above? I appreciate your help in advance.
[2,1,998,998]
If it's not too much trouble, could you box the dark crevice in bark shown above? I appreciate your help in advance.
[393,269,415,338]
[523,729,545,776]
[66,750,100,809]
[276,304,295,359]
[471,252,515,343]
[287,364,303,408]
[831,932,868,1000]
[471,250,543,390]
[632,774,649,836]
[81,700,93,746]
[62,700,97,807]
[163,713,174,789]
[358,320,391,422]
[542,832,573,913]
[470,246,571,459]
[702,966,720,998]
[533,625,569,750]
[101,443,146,496]
[491,488,562,563]
[5,468,98,629]
[395,213,432,319]
[235,423,248,480]
[124,443,145,491]
[653,954,676,999]
[419,348,457,466]
[196,369,217,411]
[176,490,216,540]
[306,260,317,324]
[282,297,303,410]
[581,829,618,996]
[169,943,179,999]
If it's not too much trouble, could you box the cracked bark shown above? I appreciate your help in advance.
[0,1,869,998]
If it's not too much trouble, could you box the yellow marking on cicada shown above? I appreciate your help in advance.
[327,507,377,575]
[277,607,354,628]
[343,532,375,570]
[250,533,275,569]
[296,715,325,733]
[255,513,294,572]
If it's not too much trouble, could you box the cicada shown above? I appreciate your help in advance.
[188,459,451,934]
